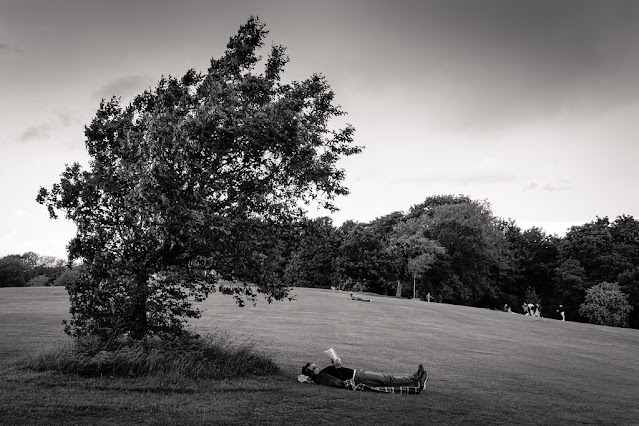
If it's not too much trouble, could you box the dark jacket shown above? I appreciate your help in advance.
[311,366,356,388]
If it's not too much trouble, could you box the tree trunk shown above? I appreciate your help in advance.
[130,274,149,339]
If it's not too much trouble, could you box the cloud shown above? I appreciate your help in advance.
[396,169,518,186]
[524,180,571,192]
[18,123,51,142]
[0,43,21,54]
[91,75,155,103]
[372,0,639,131]
[16,114,79,144]
[55,112,79,128]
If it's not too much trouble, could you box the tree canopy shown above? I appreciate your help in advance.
[579,282,633,327]
[37,17,360,340]
[0,252,66,288]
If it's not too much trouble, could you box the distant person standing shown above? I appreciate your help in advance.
[557,305,565,321]
[426,292,433,302]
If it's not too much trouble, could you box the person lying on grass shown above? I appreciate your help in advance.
[300,360,428,394]
[350,293,372,302]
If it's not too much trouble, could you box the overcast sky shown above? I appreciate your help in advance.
[2,0,639,259]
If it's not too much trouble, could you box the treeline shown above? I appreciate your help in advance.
[282,195,639,328]
[0,252,82,288]
[3,194,637,328]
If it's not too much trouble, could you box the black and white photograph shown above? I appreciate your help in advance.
[1,1,638,424]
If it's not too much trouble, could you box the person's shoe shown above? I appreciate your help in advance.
[419,369,429,391]
[413,363,425,379]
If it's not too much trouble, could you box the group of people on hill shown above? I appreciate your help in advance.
[502,302,566,321]
[522,302,541,317]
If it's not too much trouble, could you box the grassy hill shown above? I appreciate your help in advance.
[1,286,638,425]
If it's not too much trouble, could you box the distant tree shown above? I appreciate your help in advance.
[384,217,445,298]
[579,282,633,327]
[283,217,340,288]
[333,212,410,295]
[503,224,559,313]
[19,251,61,267]
[561,218,616,285]
[366,212,407,295]
[617,267,639,328]
[20,252,66,283]
[0,255,29,287]
[556,216,639,326]
[552,259,587,320]
[36,17,360,341]
[27,274,52,287]
[524,287,540,306]
[408,196,509,306]
[0,253,66,287]
[20,252,41,269]
[609,215,639,328]
[610,215,639,268]
[53,266,85,288]
[335,221,387,292]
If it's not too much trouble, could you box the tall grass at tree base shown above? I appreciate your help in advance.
[23,331,278,380]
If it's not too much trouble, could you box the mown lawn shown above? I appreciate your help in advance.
[1,286,638,425]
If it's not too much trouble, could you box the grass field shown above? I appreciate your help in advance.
[1,286,638,425]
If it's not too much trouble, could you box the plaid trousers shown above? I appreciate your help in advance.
[344,378,422,394]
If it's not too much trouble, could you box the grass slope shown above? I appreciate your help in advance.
[1,286,638,425]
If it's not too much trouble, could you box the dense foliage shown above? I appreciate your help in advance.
[13,197,638,329]
[284,197,639,328]
[0,252,66,287]
[579,282,633,327]
[36,17,360,340]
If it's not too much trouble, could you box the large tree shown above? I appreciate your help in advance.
[384,217,445,298]
[560,218,616,285]
[552,258,587,321]
[503,223,559,314]
[408,196,510,306]
[335,220,389,292]
[609,215,639,327]
[557,216,639,325]
[37,17,360,340]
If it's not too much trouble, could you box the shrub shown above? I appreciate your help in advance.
[24,331,278,380]
[27,274,53,287]
[579,282,633,327]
